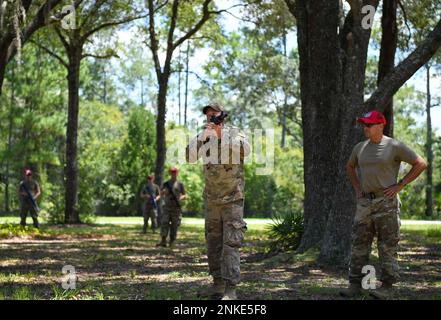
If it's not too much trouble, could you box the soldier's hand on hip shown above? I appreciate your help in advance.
[383,184,403,199]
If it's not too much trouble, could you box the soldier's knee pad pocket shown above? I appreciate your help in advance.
[224,221,247,248]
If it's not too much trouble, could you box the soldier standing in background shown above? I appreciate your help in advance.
[140,175,160,233]
[156,167,187,248]
[18,169,41,228]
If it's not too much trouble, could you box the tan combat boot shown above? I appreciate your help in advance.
[197,278,225,299]
[222,282,237,300]
[339,282,362,298]
[156,236,167,247]
[369,282,393,300]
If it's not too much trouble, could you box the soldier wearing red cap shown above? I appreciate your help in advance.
[340,110,427,299]
[140,175,161,233]
[156,167,187,247]
[186,102,251,300]
[18,169,41,228]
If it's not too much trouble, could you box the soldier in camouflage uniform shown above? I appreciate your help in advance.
[340,110,427,299]
[186,102,251,300]
[140,175,160,233]
[18,169,41,228]
[156,167,187,247]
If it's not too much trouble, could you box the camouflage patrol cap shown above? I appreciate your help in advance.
[202,102,224,114]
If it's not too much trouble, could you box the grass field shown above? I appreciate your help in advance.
[0,217,440,300]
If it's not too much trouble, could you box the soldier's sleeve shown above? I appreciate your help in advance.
[232,131,251,160]
[186,132,205,163]
[347,144,359,167]
[394,141,418,164]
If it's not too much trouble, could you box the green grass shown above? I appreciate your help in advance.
[1,217,440,300]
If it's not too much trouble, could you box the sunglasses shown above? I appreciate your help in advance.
[362,123,382,128]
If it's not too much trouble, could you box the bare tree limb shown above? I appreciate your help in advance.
[54,25,70,51]
[78,0,107,30]
[5,0,84,63]
[81,14,147,42]
[172,0,212,51]
[82,52,119,60]
[397,0,412,48]
[164,0,179,74]
[147,0,162,80]
[365,18,441,110]
[29,39,68,68]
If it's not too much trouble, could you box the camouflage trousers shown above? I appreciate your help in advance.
[160,206,182,241]
[20,201,39,227]
[142,205,158,232]
[205,199,247,285]
[349,196,401,285]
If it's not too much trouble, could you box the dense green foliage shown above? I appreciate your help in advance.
[0,0,439,225]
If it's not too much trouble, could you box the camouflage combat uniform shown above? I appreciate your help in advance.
[160,180,185,243]
[141,183,160,232]
[19,179,40,228]
[187,125,250,286]
[347,136,418,285]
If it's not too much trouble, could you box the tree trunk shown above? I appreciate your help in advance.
[425,64,433,217]
[154,75,168,188]
[293,0,343,253]
[64,48,82,224]
[184,41,190,126]
[377,0,398,137]
[289,0,375,265]
[5,65,15,213]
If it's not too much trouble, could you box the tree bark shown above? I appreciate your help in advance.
[64,45,82,224]
[425,64,433,217]
[291,0,343,254]
[377,0,398,137]
[184,41,190,126]
[154,76,168,188]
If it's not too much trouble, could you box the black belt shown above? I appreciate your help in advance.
[362,191,384,200]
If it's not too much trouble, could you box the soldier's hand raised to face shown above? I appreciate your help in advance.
[202,122,219,140]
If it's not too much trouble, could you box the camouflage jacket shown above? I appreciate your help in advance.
[186,125,251,204]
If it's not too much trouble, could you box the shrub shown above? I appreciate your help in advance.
[267,210,304,252]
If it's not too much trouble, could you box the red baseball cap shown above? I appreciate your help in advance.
[170,167,178,173]
[25,169,32,176]
[147,175,154,180]
[357,110,386,124]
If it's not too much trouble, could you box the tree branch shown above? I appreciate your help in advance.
[147,0,162,80]
[397,0,411,48]
[172,0,212,51]
[81,14,147,42]
[54,25,70,51]
[164,0,179,75]
[29,39,68,68]
[82,52,119,60]
[364,18,441,110]
[5,0,84,63]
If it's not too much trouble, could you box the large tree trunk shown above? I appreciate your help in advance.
[64,48,82,224]
[377,0,398,137]
[289,0,376,265]
[292,0,343,253]
[425,64,433,217]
